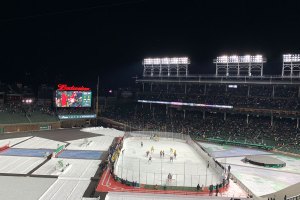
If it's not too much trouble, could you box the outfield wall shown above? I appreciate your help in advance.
[0,122,60,133]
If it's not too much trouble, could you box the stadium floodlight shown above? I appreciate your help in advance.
[143,57,190,65]
[251,55,263,63]
[215,54,264,63]
[216,55,228,63]
[161,57,170,64]
[240,55,251,63]
[283,54,300,62]
[229,55,239,63]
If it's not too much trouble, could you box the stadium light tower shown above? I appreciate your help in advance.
[143,57,190,77]
[213,55,266,76]
[282,54,300,76]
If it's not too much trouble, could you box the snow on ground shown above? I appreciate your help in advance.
[115,137,221,187]
[105,192,247,200]
[230,165,300,196]
[39,179,90,200]
[0,176,56,200]
[81,127,124,137]
[217,155,300,175]
[13,137,66,149]
[198,142,272,158]
[34,158,101,178]
[66,136,114,151]
[0,155,45,174]
[201,142,300,196]
[0,136,31,147]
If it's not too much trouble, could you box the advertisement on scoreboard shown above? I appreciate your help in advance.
[55,90,92,107]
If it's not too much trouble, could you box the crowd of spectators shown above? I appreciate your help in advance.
[0,103,55,117]
[138,84,300,111]
[102,102,300,154]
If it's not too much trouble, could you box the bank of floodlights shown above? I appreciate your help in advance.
[215,55,264,63]
[282,54,300,76]
[143,57,190,65]
[283,54,300,62]
[214,54,266,76]
[143,57,190,77]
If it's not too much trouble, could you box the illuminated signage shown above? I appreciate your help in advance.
[58,114,97,119]
[138,100,233,109]
[57,84,90,91]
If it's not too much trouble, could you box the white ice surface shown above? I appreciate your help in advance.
[66,136,114,151]
[0,155,45,174]
[115,137,221,187]
[34,158,101,179]
[13,136,66,149]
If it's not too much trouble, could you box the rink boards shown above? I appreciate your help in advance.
[114,137,221,187]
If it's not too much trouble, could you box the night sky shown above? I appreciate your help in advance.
[1,0,300,90]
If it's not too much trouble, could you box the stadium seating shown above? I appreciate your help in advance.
[102,83,300,155]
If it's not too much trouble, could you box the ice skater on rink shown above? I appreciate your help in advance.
[174,150,177,158]
[151,146,154,153]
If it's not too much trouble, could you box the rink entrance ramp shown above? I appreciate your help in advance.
[56,150,102,160]
[0,148,53,157]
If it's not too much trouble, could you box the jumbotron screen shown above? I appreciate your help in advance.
[55,91,92,107]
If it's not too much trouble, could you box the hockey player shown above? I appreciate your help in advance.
[146,150,150,157]
[141,141,143,147]
[170,155,173,162]
[162,150,165,157]
[160,150,162,158]
[148,155,152,163]
[151,146,154,153]
[170,148,173,154]
[174,151,177,158]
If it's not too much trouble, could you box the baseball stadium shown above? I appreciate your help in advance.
[1,1,300,200]
[0,55,300,200]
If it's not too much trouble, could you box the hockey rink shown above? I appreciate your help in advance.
[115,137,221,187]
[200,142,300,196]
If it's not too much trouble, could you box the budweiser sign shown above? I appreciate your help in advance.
[57,84,90,91]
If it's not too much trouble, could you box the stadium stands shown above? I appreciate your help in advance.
[102,81,300,155]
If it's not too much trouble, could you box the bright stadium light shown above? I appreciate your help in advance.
[216,55,228,63]
[251,55,263,63]
[283,54,300,62]
[229,55,239,63]
[161,57,170,64]
[216,54,265,63]
[143,57,190,65]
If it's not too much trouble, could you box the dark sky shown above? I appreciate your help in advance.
[1,0,300,90]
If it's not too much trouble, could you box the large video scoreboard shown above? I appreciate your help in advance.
[55,84,92,108]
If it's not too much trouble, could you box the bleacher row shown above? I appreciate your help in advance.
[102,102,300,155]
